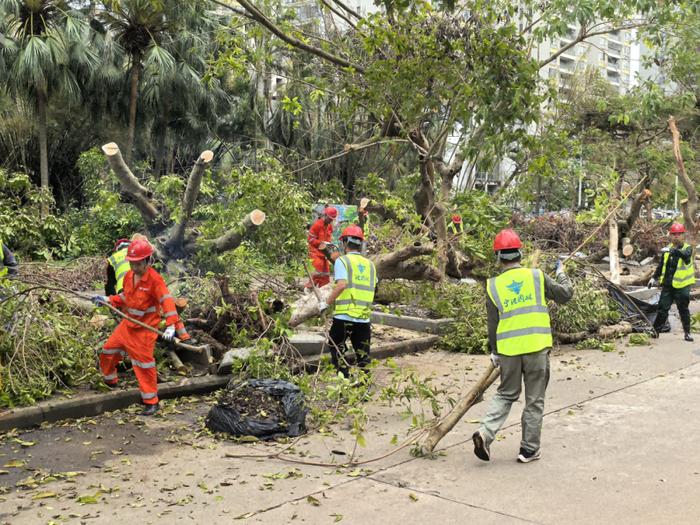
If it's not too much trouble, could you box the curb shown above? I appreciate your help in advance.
[0,335,439,433]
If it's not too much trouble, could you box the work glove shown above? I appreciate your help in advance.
[555,259,565,277]
[162,325,176,342]
[490,353,500,368]
[92,295,108,306]
[317,300,329,313]
[318,242,327,250]
[660,247,670,253]
[647,278,658,289]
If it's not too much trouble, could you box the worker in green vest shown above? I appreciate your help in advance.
[472,228,573,464]
[318,225,377,377]
[105,238,132,295]
[0,237,19,278]
[648,222,695,342]
[448,214,464,236]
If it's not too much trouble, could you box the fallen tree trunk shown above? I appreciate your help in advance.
[373,242,442,281]
[555,321,634,344]
[420,363,500,455]
[289,284,333,327]
[603,267,654,286]
[204,210,267,254]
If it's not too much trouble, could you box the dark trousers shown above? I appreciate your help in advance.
[653,285,691,333]
[328,318,371,377]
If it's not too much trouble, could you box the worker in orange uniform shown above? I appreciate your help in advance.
[91,238,182,416]
[307,207,338,288]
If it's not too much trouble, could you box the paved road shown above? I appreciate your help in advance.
[1,321,699,524]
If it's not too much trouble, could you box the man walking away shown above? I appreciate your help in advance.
[473,229,573,463]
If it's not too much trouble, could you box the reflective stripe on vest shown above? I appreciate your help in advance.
[660,243,696,289]
[334,253,377,320]
[108,248,130,293]
[486,268,552,356]
[449,222,464,234]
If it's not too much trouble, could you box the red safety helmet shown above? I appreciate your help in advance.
[669,222,686,234]
[324,207,338,219]
[452,214,462,224]
[493,229,522,251]
[340,225,365,242]
[125,239,154,261]
[113,238,130,252]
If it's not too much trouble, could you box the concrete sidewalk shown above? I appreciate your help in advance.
[1,327,699,524]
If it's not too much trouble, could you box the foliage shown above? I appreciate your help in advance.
[0,282,105,407]
[197,156,313,267]
[62,149,144,257]
[0,170,69,258]
[628,333,650,346]
[550,275,621,334]
[575,338,616,352]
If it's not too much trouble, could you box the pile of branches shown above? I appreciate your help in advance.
[0,282,104,407]
[17,257,104,291]
[178,276,288,360]
[513,214,667,261]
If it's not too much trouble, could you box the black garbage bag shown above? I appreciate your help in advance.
[604,283,663,332]
[205,379,308,440]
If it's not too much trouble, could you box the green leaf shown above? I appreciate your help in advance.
[32,491,57,500]
[306,495,321,507]
[77,493,101,504]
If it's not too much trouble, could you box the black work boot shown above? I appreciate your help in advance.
[472,431,490,462]
[141,403,160,416]
[685,333,694,342]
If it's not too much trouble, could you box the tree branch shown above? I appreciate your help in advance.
[167,150,214,253]
[227,0,364,72]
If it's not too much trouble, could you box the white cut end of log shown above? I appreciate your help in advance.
[200,150,214,163]
[360,197,370,209]
[250,209,266,226]
[622,244,634,257]
[102,142,120,156]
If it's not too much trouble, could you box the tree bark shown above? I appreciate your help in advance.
[421,363,500,454]
[126,60,141,164]
[289,283,333,327]
[609,216,621,285]
[36,85,49,217]
[101,142,160,224]
[205,210,267,254]
[669,116,697,247]
[166,150,214,255]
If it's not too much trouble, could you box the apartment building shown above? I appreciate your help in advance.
[534,24,635,97]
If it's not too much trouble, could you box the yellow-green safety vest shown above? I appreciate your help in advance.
[486,267,553,356]
[449,222,464,234]
[108,248,130,293]
[334,253,377,320]
[660,243,696,289]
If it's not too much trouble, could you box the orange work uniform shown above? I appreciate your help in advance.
[307,218,333,288]
[99,267,183,405]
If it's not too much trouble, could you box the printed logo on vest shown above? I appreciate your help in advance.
[506,280,524,295]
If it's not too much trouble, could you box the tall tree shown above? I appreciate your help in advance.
[0,0,98,206]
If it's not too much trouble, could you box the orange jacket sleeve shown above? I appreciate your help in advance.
[153,274,180,326]
[308,219,325,249]
[109,292,125,309]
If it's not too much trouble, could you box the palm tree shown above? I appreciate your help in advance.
[97,0,221,164]
[0,0,98,203]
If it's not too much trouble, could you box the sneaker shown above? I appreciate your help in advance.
[517,447,541,463]
[472,431,490,462]
[685,333,694,342]
[141,403,160,416]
